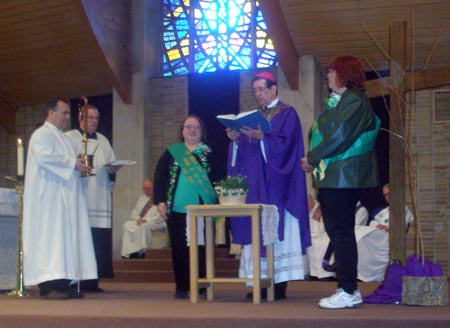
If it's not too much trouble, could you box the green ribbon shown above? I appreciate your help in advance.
[168,142,217,204]
[310,116,381,181]
[325,92,341,109]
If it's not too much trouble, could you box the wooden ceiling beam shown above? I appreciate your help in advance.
[259,0,299,90]
[366,65,450,98]
[75,0,132,103]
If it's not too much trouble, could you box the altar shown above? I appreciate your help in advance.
[0,188,19,290]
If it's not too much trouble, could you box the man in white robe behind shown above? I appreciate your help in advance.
[66,104,120,292]
[121,179,166,258]
[356,183,414,281]
[23,98,97,300]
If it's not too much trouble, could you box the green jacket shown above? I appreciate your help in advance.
[307,88,379,189]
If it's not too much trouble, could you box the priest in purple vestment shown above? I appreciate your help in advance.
[226,71,310,300]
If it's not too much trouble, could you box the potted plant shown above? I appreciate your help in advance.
[214,175,249,205]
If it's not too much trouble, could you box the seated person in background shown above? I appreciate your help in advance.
[356,183,414,281]
[369,183,414,231]
[121,179,166,259]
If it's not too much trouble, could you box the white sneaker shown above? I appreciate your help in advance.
[318,288,363,309]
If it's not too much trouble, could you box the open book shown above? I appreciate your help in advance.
[216,110,271,132]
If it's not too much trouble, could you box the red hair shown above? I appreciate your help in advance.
[328,56,366,90]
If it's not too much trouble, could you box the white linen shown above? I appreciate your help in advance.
[121,195,166,257]
[66,130,116,228]
[23,122,97,286]
[186,204,278,247]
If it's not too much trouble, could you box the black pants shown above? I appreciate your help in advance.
[318,188,361,294]
[79,227,113,291]
[166,211,206,293]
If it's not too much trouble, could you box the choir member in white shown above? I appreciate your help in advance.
[121,179,166,258]
[66,104,120,292]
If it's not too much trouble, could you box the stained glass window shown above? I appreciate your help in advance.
[163,0,277,76]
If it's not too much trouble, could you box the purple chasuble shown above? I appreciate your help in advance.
[227,104,311,254]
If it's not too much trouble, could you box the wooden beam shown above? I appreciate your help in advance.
[75,0,132,103]
[388,22,407,264]
[258,0,299,90]
[366,65,450,98]
[0,98,16,134]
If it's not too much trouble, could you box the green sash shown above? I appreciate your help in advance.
[310,116,381,181]
[168,142,217,205]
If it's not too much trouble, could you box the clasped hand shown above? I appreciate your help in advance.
[301,157,314,172]
[75,157,92,173]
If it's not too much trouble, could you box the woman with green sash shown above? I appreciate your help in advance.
[154,115,217,299]
[301,56,380,309]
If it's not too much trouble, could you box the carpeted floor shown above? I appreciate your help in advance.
[1,280,449,328]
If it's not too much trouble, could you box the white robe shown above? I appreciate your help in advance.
[23,122,97,286]
[66,130,116,228]
[121,195,166,257]
[357,206,414,281]
[239,210,307,284]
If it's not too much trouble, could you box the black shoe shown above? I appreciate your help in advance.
[86,287,104,293]
[246,288,268,300]
[69,290,85,299]
[42,290,71,300]
[323,263,337,272]
[129,252,140,259]
[174,291,189,299]
[72,283,104,293]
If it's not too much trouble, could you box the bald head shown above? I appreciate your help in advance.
[143,179,154,197]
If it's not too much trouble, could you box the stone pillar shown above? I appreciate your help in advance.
[111,0,161,258]
[277,55,322,193]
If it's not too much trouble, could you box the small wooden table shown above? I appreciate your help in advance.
[187,204,275,304]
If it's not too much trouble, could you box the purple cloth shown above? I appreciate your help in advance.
[227,104,310,254]
[363,254,444,304]
[405,254,443,277]
[363,261,406,304]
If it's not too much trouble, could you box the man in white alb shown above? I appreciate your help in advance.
[66,103,120,292]
[23,98,97,300]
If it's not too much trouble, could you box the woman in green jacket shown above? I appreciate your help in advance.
[301,56,380,309]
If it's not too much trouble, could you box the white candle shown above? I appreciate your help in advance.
[17,138,24,176]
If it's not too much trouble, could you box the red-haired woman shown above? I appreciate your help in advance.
[301,56,380,309]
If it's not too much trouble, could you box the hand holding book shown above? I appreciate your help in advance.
[216,110,271,132]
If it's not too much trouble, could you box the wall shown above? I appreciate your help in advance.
[410,86,450,273]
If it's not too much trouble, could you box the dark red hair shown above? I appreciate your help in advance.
[328,56,366,90]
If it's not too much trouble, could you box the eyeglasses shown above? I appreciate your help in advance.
[252,87,269,94]
[184,124,201,130]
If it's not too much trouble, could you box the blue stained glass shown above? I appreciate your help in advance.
[163,0,277,76]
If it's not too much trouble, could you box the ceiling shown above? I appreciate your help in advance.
[1,0,449,133]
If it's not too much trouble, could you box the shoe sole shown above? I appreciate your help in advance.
[318,302,362,309]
